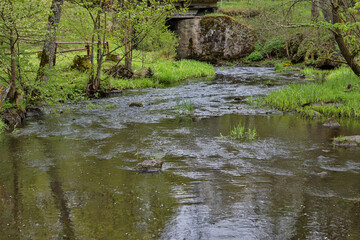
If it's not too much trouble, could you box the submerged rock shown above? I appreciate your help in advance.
[333,135,360,147]
[323,118,340,128]
[129,102,143,107]
[135,159,163,173]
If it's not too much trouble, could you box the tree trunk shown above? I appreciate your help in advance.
[311,0,319,21]
[37,0,64,81]
[9,28,17,101]
[319,0,333,22]
[330,0,360,76]
[124,13,132,70]
[87,10,103,96]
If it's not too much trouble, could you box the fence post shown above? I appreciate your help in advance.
[86,44,90,56]
[53,43,58,66]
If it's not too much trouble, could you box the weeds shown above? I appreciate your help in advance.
[220,122,257,141]
[87,102,117,110]
[175,99,195,115]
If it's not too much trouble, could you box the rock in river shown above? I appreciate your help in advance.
[333,135,360,147]
[129,102,143,107]
[135,159,163,173]
[323,118,340,128]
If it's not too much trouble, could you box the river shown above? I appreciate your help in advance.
[0,67,359,239]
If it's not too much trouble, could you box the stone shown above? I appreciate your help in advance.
[333,135,360,147]
[135,159,163,173]
[323,118,340,128]
[129,102,143,107]
[175,15,256,63]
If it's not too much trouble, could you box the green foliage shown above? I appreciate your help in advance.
[0,119,6,134]
[300,67,330,80]
[138,21,179,59]
[244,51,263,61]
[153,59,215,84]
[87,102,117,110]
[0,0,214,112]
[264,67,360,118]
[175,99,195,115]
[262,37,286,58]
[220,122,257,141]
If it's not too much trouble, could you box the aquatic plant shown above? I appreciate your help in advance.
[87,102,117,110]
[175,99,195,115]
[221,122,257,141]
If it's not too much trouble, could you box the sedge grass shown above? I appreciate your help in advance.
[264,67,360,118]
[220,122,257,141]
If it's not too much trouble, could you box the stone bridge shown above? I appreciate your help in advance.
[168,1,256,62]
[171,0,218,19]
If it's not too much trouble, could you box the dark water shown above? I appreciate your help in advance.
[0,67,359,240]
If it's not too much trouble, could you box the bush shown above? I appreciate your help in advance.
[262,37,286,58]
[244,51,263,61]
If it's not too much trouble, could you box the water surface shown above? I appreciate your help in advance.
[1,67,359,239]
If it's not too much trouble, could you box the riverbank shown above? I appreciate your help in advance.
[263,66,360,119]
[0,57,215,131]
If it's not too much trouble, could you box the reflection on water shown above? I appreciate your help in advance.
[0,67,359,239]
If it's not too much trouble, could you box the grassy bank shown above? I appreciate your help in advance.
[264,67,360,119]
[0,48,215,107]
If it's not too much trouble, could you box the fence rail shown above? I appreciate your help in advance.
[4,40,109,66]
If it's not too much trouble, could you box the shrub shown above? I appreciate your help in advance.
[262,37,286,58]
[244,51,263,61]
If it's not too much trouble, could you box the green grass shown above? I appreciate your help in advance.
[264,67,360,118]
[175,99,195,115]
[152,59,215,84]
[300,67,331,80]
[0,45,215,109]
[220,122,257,141]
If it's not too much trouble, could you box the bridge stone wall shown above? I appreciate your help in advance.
[173,15,256,63]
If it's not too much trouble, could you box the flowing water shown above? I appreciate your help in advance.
[0,67,359,240]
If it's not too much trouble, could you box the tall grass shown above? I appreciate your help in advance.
[152,59,215,84]
[175,99,195,115]
[220,122,257,141]
[264,67,360,118]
